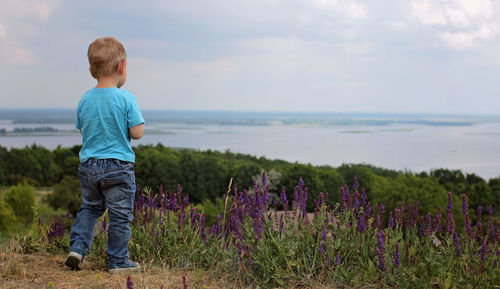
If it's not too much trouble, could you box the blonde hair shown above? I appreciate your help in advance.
[87,37,127,78]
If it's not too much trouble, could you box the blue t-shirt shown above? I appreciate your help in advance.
[76,87,145,163]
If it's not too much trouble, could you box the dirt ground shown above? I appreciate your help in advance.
[0,252,239,289]
[0,251,346,289]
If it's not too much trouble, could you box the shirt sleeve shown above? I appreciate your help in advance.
[75,105,81,130]
[126,93,145,128]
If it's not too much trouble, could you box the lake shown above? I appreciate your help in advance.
[1,109,499,180]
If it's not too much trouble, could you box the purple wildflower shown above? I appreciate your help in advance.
[335,251,340,266]
[447,192,453,211]
[210,214,222,235]
[435,207,441,233]
[322,224,327,241]
[461,194,468,214]
[280,186,289,211]
[318,241,324,254]
[357,212,366,233]
[126,275,134,289]
[279,214,284,238]
[388,212,395,229]
[353,190,360,215]
[419,216,425,237]
[480,238,487,271]
[446,207,455,234]
[200,213,207,243]
[393,242,400,269]
[453,231,461,257]
[361,188,367,207]
[376,230,385,250]
[183,275,188,289]
[376,247,386,271]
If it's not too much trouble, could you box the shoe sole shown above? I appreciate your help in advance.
[108,264,141,274]
[65,255,83,270]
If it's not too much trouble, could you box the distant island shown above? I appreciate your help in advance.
[1,108,499,127]
[0,126,60,136]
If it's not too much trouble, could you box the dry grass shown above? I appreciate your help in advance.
[0,252,240,289]
[0,251,347,289]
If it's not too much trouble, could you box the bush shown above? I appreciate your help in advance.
[0,199,17,232]
[45,176,81,217]
[5,182,36,219]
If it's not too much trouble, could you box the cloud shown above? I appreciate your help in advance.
[312,0,369,20]
[411,0,496,49]
[0,0,59,65]
[439,23,497,50]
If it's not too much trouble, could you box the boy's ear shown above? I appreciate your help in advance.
[89,67,96,79]
[118,60,127,74]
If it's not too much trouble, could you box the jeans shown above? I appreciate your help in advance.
[69,159,136,264]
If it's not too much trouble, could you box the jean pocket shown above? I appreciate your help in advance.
[102,174,133,202]
[79,173,101,203]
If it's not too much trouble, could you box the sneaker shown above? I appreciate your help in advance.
[108,260,141,274]
[65,251,84,270]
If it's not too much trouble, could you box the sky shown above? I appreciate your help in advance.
[0,0,499,114]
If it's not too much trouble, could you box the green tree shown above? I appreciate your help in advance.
[337,164,376,192]
[282,163,324,211]
[232,161,263,190]
[0,199,17,232]
[488,177,500,210]
[45,176,82,217]
[370,174,448,218]
[5,182,36,219]
[53,146,80,181]
[134,145,182,192]
[317,166,345,206]
[0,146,8,185]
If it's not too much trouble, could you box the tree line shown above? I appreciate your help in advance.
[0,144,498,226]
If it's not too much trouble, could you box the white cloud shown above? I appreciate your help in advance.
[412,0,493,27]
[411,1,447,25]
[440,23,497,50]
[0,0,59,65]
[312,0,369,20]
[411,0,496,49]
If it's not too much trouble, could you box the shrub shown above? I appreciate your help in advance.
[0,199,16,232]
[45,176,81,217]
[5,182,36,219]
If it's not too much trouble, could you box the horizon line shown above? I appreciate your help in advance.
[0,107,499,118]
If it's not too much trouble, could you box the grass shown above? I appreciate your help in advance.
[0,251,342,289]
[0,187,66,250]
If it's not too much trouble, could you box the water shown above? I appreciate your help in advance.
[1,110,499,180]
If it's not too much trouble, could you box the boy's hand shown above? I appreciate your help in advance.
[129,124,143,139]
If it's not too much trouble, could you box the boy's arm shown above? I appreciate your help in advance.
[129,124,143,139]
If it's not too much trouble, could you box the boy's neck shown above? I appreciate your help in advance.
[96,75,121,88]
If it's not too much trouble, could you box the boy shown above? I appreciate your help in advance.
[65,37,144,273]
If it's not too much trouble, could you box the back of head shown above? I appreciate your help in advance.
[88,37,127,79]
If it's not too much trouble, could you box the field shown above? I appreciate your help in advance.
[1,174,498,289]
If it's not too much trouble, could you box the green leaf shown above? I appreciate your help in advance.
[276,278,285,286]
[368,259,376,277]
[444,272,452,289]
